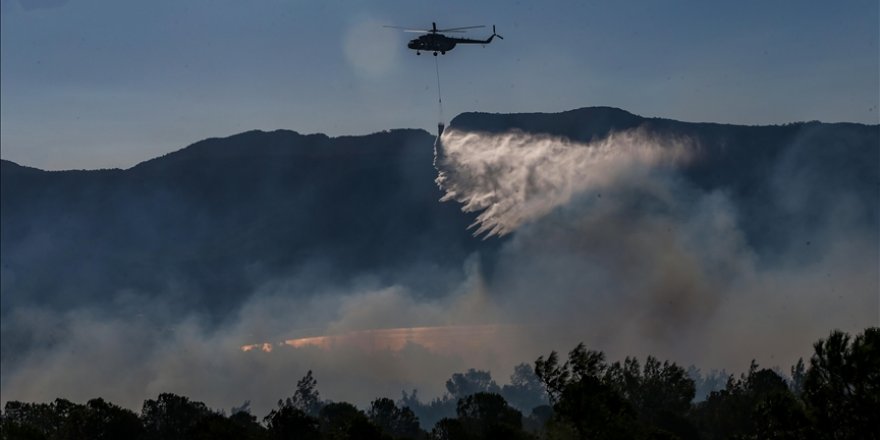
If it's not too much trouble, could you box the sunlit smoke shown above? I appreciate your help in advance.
[343,16,399,78]
[435,128,696,236]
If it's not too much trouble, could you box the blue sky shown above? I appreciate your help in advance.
[1,0,877,170]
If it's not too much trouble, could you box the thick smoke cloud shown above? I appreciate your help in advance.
[0,266,513,417]
[1,123,877,419]
[434,126,877,368]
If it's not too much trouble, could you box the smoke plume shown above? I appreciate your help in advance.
[434,125,877,368]
[1,121,876,419]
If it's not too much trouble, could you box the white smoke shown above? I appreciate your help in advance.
[435,128,696,236]
[343,16,400,78]
[434,126,877,369]
[0,263,513,417]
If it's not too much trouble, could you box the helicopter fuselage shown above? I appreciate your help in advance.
[407,33,496,55]
[408,34,456,53]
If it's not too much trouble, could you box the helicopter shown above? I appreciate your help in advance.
[384,22,502,56]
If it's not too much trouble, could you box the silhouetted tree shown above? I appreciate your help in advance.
[554,375,638,440]
[605,356,696,438]
[535,342,607,406]
[0,416,45,440]
[318,402,382,440]
[535,344,665,439]
[75,398,144,439]
[566,343,607,381]
[445,369,500,399]
[189,412,263,440]
[691,362,808,440]
[281,370,323,417]
[141,393,211,440]
[221,401,268,439]
[402,368,506,431]
[534,350,569,405]
[686,366,730,402]
[399,389,455,429]
[802,327,879,440]
[264,405,320,440]
[430,418,466,440]
[5,398,142,440]
[398,390,456,428]
[521,405,553,434]
[691,376,748,440]
[789,357,806,397]
[0,398,144,440]
[501,363,548,412]
[751,390,811,440]
[455,392,526,439]
[367,397,422,439]
[402,368,508,431]
[2,399,70,439]
[5,327,877,440]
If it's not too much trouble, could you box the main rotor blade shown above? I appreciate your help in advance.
[401,29,466,34]
[437,25,485,32]
[383,25,431,32]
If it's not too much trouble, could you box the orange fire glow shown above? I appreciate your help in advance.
[240,324,517,354]
[241,342,274,352]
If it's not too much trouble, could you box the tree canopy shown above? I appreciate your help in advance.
[2,327,876,440]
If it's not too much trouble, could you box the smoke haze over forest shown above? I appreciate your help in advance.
[1,107,877,417]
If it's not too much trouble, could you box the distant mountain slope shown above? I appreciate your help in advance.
[2,108,877,319]
[1,129,491,316]
[2,108,876,411]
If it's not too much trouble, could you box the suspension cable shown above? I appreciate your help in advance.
[434,55,443,125]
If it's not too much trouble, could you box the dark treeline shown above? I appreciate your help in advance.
[2,328,877,440]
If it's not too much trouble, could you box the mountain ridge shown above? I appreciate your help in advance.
[1,106,877,328]
[3,106,875,173]
[0,127,486,324]
[1,128,433,173]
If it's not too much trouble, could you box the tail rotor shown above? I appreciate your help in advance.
[492,25,503,40]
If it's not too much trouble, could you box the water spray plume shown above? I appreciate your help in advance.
[435,128,696,237]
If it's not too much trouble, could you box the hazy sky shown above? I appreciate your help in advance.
[1,0,877,170]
